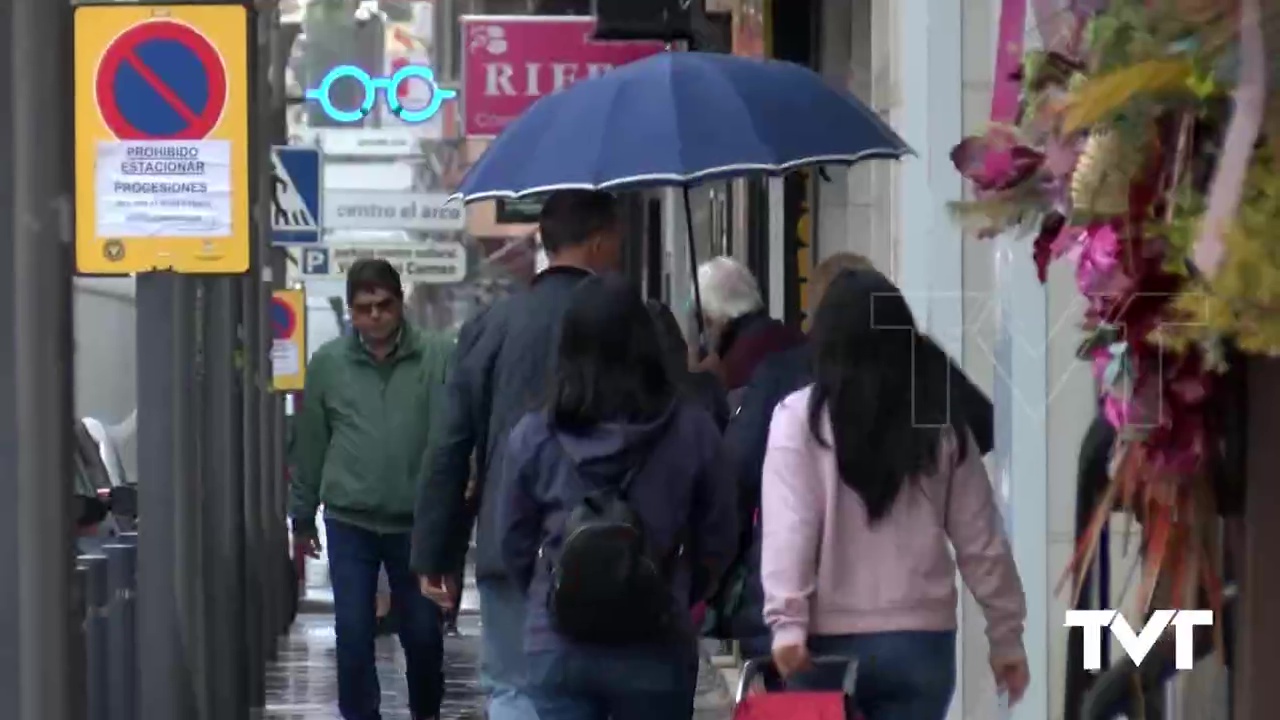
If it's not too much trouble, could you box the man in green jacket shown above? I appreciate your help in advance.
[290,259,454,720]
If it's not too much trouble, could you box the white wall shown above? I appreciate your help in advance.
[813,0,1122,716]
[73,276,139,480]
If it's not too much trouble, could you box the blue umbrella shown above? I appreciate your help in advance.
[453,51,911,341]
[454,51,911,201]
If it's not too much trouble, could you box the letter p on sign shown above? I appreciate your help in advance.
[1064,609,1214,670]
[303,248,330,275]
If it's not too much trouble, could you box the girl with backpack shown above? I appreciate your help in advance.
[761,268,1029,720]
[496,275,738,720]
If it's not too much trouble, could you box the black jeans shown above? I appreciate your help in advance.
[327,519,444,720]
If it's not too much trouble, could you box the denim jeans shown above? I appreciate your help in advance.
[526,646,697,720]
[477,576,539,719]
[787,630,956,720]
[326,519,444,720]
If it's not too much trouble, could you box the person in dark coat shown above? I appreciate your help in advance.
[497,275,738,720]
[411,190,624,720]
[716,254,995,661]
[689,257,805,403]
[646,299,730,430]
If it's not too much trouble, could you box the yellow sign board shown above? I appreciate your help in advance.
[271,289,307,392]
[74,4,250,274]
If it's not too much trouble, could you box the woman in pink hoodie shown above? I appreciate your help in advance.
[760,268,1029,719]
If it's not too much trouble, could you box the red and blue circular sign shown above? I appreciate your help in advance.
[95,20,228,140]
[270,297,297,341]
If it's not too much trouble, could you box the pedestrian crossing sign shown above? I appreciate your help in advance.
[270,145,322,246]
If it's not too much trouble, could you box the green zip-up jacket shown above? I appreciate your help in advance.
[290,324,453,534]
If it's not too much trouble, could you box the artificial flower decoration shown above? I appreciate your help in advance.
[950,0,1280,623]
[950,128,1046,193]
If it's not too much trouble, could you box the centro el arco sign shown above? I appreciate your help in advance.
[459,16,665,138]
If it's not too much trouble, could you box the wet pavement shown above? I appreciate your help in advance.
[260,612,485,720]
[263,530,732,719]
[261,613,732,720]
[262,532,485,720]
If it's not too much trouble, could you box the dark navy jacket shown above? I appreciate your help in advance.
[412,267,593,580]
[497,401,738,653]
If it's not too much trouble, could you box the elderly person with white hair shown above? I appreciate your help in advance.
[692,256,804,398]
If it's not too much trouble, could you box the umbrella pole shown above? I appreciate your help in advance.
[682,184,707,353]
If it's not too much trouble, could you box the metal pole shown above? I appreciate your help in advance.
[0,0,20,714]
[241,253,266,707]
[136,273,197,719]
[82,554,110,720]
[13,0,76,716]
[242,6,268,702]
[270,252,291,635]
[203,275,249,719]
[256,5,283,653]
[104,542,138,720]
[175,277,207,716]
[267,5,297,640]
[71,561,88,720]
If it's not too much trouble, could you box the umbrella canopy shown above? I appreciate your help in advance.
[453,51,911,202]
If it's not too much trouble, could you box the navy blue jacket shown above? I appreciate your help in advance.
[497,401,738,653]
[412,267,593,580]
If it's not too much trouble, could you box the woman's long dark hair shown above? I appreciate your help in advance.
[550,275,676,432]
[807,268,968,522]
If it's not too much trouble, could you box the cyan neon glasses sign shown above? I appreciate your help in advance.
[305,64,457,124]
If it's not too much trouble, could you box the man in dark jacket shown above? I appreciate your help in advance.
[411,190,623,720]
[718,253,995,659]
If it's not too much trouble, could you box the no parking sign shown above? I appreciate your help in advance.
[270,290,307,392]
[74,4,250,274]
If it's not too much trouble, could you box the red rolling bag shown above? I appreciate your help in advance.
[732,656,866,720]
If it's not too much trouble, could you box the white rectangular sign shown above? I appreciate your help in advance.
[315,128,423,156]
[300,240,468,284]
[271,340,300,376]
[323,191,464,231]
[95,140,233,238]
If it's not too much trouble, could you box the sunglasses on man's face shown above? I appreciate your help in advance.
[350,297,398,317]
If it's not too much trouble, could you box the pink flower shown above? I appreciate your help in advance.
[1102,375,1162,435]
[1031,213,1081,283]
[1076,223,1131,302]
[950,129,1045,192]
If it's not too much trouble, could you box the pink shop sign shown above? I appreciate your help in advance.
[460,16,665,138]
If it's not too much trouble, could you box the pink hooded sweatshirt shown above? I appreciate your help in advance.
[761,387,1026,662]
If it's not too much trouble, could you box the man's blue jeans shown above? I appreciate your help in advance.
[327,519,444,720]
[477,576,539,719]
